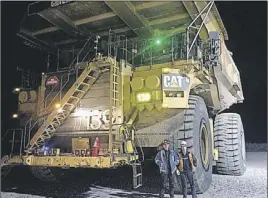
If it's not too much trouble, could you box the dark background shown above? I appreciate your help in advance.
[1,1,267,143]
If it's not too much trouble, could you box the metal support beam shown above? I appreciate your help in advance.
[38,9,86,36]
[53,13,190,46]
[32,2,170,36]
[105,1,153,38]
[185,1,214,60]
[17,28,57,54]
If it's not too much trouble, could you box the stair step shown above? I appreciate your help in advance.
[70,96,80,100]
[81,82,90,86]
[86,75,96,80]
[75,89,85,93]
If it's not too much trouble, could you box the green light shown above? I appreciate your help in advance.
[156,39,161,44]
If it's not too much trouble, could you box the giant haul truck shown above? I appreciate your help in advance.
[1,1,246,194]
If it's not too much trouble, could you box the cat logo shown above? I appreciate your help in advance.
[162,74,190,91]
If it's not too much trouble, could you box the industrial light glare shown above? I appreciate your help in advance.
[57,108,63,113]
[55,103,61,109]
[162,104,168,108]
[162,68,170,73]
[12,114,18,118]
[13,87,21,94]
[137,93,151,102]
[156,39,161,44]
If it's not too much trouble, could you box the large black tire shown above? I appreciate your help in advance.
[30,166,58,182]
[214,113,246,175]
[172,95,213,194]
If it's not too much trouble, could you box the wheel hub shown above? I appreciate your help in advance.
[200,122,209,170]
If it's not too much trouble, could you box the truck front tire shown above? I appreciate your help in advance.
[173,95,213,194]
[30,166,58,182]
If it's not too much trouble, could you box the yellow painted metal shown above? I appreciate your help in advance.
[209,118,218,161]
[28,67,99,149]
[19,91,28,103]
[194,2,224,40]
[213,148,219,161]
[145,75,160,90]
[131,77,144,91]
[201,123,209,166]
[126,141,134,153]
[134,60,199,72]
[56,149,60,156]
[72,138,90,152]
[20,154,138,168]
[7,156,23,164]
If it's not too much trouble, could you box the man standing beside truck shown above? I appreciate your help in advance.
[177,140,198,198]
[155,139,179,198]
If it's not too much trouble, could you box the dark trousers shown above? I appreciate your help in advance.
[180,171,197,198]
[159,172,175,198]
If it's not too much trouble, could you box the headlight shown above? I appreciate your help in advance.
[137,93,151,102]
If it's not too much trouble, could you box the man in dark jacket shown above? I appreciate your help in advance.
[177,141,197,198]
[155,139,179,198]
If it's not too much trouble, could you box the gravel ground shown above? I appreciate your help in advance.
[1,151,267,198]
[246,143,267,152]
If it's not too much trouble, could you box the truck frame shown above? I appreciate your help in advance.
[1,1,246,194]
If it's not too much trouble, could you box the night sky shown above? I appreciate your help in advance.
[1,2,267,143]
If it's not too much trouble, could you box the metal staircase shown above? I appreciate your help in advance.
[26,65,105,152]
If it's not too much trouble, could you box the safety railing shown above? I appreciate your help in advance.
[107,30,198,68]
[1,129,24,157]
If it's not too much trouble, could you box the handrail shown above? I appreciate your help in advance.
[24,74,70,148]
[2,129,24,157]
[44,83,60,107]
[45,73,70,110]
[68,37,92,69]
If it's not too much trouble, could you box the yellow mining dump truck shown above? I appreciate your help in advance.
[1,1,246,193]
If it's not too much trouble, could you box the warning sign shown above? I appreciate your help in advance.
[46,76,59,86]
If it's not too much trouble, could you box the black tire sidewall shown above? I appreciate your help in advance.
[192,98,212,192]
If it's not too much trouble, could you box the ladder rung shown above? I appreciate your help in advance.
[134,173,142,177]
[76,89,85,93]
[81,82,90,86]
[134,184,142,189]
[113,82,118,85]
